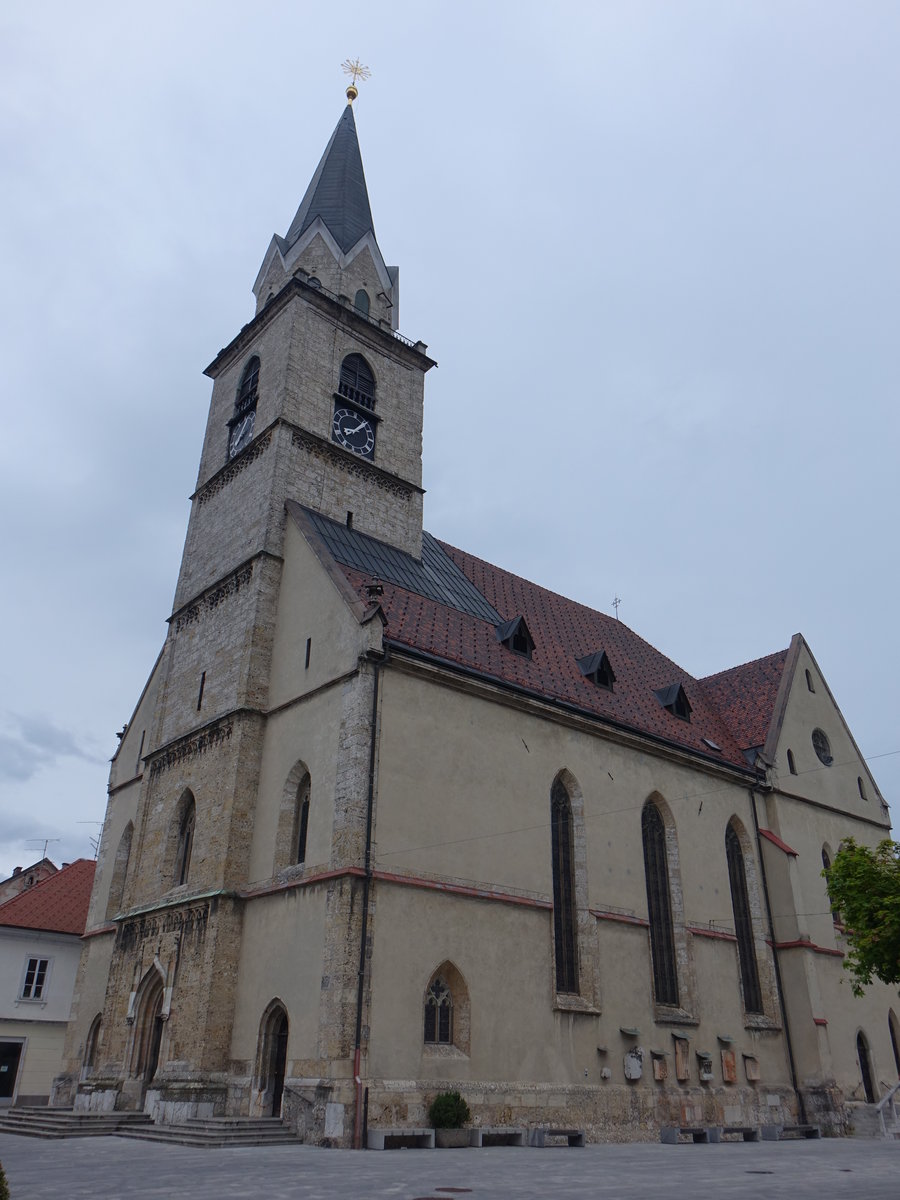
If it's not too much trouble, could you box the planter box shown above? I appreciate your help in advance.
[434,1127,470,1148]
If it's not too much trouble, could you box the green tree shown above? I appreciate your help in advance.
[823,838,900,996]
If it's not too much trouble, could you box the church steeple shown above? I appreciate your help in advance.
[253,104,398,328]
[283,105,375,255]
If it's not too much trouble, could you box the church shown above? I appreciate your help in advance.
[53,86,899,1146]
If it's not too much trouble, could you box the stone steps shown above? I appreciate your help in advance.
[116,1118,301,1147]
[0,1109,152,1139]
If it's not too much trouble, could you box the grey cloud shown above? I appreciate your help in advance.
[0,713,105,783]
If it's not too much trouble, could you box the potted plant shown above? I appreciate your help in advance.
[429,1090,471,1148]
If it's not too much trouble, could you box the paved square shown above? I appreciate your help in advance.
[3,1133,899,1199]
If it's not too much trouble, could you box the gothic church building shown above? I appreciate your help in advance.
[55,95,900,1145]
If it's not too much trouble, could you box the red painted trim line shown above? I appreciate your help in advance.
[775,939,844,958]
[758,828,799,857]
[372,869,551,910]
[82,923,116,939]
[591,908,649,928]
[688,925,738,942]
[813,1017,828,1026]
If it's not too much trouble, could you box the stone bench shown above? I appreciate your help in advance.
[660,1126,715,1144]
[469,1126,527,1147]
[366,1127,434,1150]
[529,1127,585,1147]
[715,1126,760,1142]
[761,1123,821,1141]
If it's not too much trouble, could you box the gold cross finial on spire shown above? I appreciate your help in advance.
[342,58,371,103]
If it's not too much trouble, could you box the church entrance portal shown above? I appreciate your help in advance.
[256,1004,289,1117]
[132,973,165,1095]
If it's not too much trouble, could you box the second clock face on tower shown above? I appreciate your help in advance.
[332,405,375,459]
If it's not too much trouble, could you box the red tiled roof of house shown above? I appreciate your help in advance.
[0,858,95,936]
[700,649,788,752]
[341,540,762,770]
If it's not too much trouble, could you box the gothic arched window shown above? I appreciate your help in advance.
[294,774,310,865]
[354,289,370,316]
[338,353,375,411]
[551,778,578,994]
[227,356,260,459]
[174,794,195,887]
[424,977,453,1044]
[726,822,763,1014]
[642,801,678,1006]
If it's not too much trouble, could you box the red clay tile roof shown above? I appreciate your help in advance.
[700,649,788,752]
[341,540,768,770]
[0,858,95,936]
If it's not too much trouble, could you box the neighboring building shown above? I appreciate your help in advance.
[0,859,95,1106]
[53,92,899,1144]
[0,860,58,906]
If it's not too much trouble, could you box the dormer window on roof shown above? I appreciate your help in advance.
[576,651,616,691]
[654,683,692,722]
[496,616,534,659]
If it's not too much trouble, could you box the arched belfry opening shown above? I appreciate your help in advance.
[254,1001,289,1117]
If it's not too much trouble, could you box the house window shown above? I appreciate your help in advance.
[174,795,195,886]
[551,778,578,994]
[576,650,616,691]
[725,823,763,1014]
[424,977,453,1044]
[496,616,534,659]
[812,728,833,766]
[22,957,49,1000]
[338,353,375,411]
[653,683,692,722]
[642,802,678,1006]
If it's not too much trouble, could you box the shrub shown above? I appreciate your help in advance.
[428,1090,471,1129]
[0,1160,9,1200]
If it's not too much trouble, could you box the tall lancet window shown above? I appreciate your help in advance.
[174,795,195,887]
[227,355,260,460]
[551,778,578,994]
[725,822,763,1014]
[642,801,678,1006]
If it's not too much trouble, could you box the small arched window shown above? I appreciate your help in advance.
[805,669,815,693]
[174,795,195,886]
[787,749,797,775]
[857,776,867,801]
[725,823,763,1014]
[889,1010,900,1077]
[642,801,678,1007]
[295,775,310,865]
[354,289,370,316]
[424,977,453,1044]
[550,778,578,994]
[338,354,375,411]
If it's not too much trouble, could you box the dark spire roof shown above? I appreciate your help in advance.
[284,104,376,254]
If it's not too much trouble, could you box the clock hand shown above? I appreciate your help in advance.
[343,421,366,435]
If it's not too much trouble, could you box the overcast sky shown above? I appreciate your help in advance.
[1,2,898,878]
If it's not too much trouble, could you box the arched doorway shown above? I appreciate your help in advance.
[857,1030,876,1103]
[133,972,165,1088]
[255,1003,289,1117]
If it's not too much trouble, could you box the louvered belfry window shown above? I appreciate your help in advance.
[642,802,679,1006]
[725,823,763,1014]
[551,779,578,994]
[236,356,259,414]
[424,978,452,1044]
[338,354,375,411]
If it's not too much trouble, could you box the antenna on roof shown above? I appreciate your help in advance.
[612,596,622,620]
[25,838,61,860]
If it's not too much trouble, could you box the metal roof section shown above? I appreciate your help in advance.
[302,508,501,624]
[284,105,375,254]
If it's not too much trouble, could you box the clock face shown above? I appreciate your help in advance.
[332,406,375,459]
[228,410,255,459]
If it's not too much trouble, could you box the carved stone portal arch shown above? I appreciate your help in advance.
[253,1000,289,1117]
